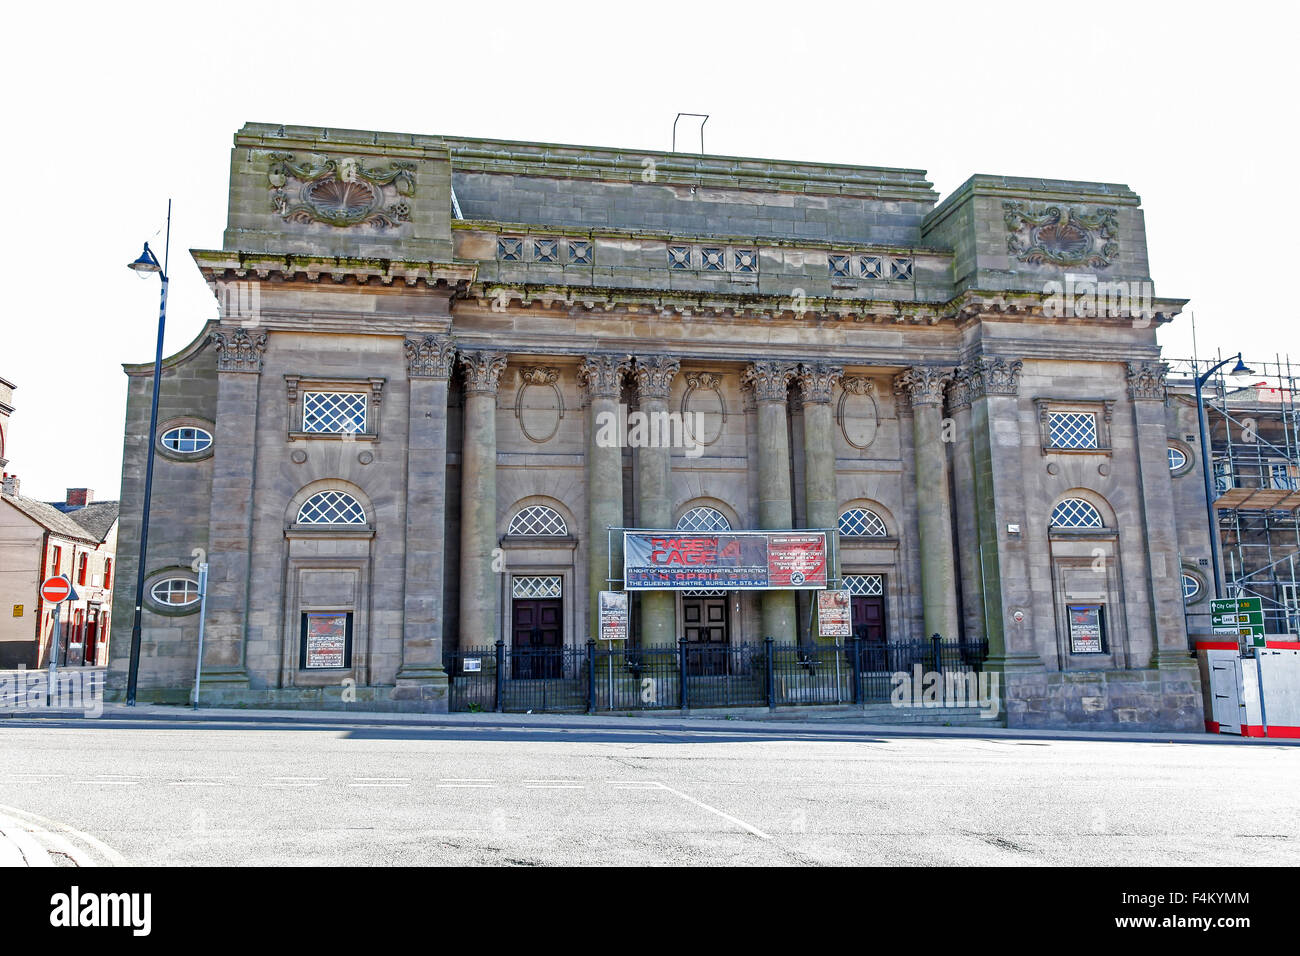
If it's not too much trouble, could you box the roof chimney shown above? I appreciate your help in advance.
[65,488,93,507]
[2,473,18,497]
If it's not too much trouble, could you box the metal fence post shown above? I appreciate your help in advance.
[765,637,776,710]
[494,639,505,713]
[678,638,689,712]
[931,632,942,676]
[586,639,596,714]
[849,636,861,705]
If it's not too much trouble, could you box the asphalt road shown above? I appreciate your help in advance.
[0,718,1297,866]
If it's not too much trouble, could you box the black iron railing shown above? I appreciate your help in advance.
[445,635,989,713]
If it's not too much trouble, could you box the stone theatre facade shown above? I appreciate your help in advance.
[107,122,1204,729]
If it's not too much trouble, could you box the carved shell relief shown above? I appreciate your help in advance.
[1002,201,1119,268]
[268,152,415,229]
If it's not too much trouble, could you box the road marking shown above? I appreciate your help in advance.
[525,785,585,790]
[649,782,772,840]
[170,781,229,787]
[440,778,493,782]
[0,804,124,866]
[436,783,495,789]
[73,780,137,786]
[0,814,53,866]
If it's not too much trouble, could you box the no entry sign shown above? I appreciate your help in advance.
[40,575,73,604]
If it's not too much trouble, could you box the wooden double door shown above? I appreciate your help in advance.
[511,598,563,678]
[682,595,729,675]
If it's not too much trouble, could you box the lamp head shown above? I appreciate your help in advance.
[1230,354,1256,378]
[128,243,161,275]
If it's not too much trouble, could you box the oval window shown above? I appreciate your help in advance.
[161,426,213,453]
[1167,447,1187,472]
[151,578,200,607]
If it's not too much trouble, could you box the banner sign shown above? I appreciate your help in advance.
[599,590,629,641]
[623,531,827,590]
[817,589,852,637]
[1067,604,1104,654]
[1211,597,1265,646]
[303,612,348,668]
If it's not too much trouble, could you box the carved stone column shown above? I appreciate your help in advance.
[797,363,843,640]
[632,356,680,647]
[947,367,984,642]
[457,350,508,649]
[394,335,455,706]
[200,328,267,691]
[745,361,799,643]
[965,357,1044,696]
[579,354,630,640]
[1127,362,1192,666]
[896,365,960,641]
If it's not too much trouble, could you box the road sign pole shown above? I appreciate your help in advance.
[47,601,61,706]
[1256,650,1269,736]
[192,563,209,710]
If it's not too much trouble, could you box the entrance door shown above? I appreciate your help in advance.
[851,596,886,643]
[84,607,100,665]
[682,595,729,675]
[511,598,563,678]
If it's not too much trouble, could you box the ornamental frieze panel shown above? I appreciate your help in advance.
[268,152,415,229]
[405,335,457,379]
[1003,201,1119,268]
[211,328,267,373]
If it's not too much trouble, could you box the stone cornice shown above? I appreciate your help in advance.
[211,328,267,374]
[743,361,798,404]
[458,350,509,395]
[1127,361,1169,402]
[632,356,681,402]
[192,250,477,290]
[405,334,457,379]
[795,362,844,405]
[577,354,630,400]
[894,366,953,407]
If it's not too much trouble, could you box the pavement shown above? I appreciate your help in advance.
[0,705,1297,866]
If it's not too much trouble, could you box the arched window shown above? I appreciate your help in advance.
[838,508,888,537]
[676,507,732,532]
[297,491,367,525]
[507,505,568,536]
[1051,497,1104,529]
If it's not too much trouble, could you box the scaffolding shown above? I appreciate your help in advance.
[1167,352,1300,636]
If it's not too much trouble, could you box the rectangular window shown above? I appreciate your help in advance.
[49,546,62,575]
[300,612,353,669]
[1047,411,1098,449]
[302,391,367,434]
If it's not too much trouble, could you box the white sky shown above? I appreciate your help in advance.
[2,0,1296,502]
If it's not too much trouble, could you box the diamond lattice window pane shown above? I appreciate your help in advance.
[303,392,367,434]
[1050,497,1103,529]
[682,589,728,597]
[838,508,887,537]
[297,491,367,525]
[675,507,732,533]
[1047,411,1098,449]
[507,506,568,536]
[844,574,884,597]
[512,575,562,599]
[1167,447,1187,471]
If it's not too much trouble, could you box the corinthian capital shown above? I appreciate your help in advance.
[795,362,844,405]
[405,334,456,379]
[894,365,953,407]
[1126,361,1168,402]
[743,361,798,404]
[967,356,1023,399]
[577,354,631,400]
[211,328,267,373]
[947,366,974,411]
[632,355,681,402]
[459,350,509,395]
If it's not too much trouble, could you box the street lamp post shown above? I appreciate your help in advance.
[1194,352,1254,599]
[124,201,171,706]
